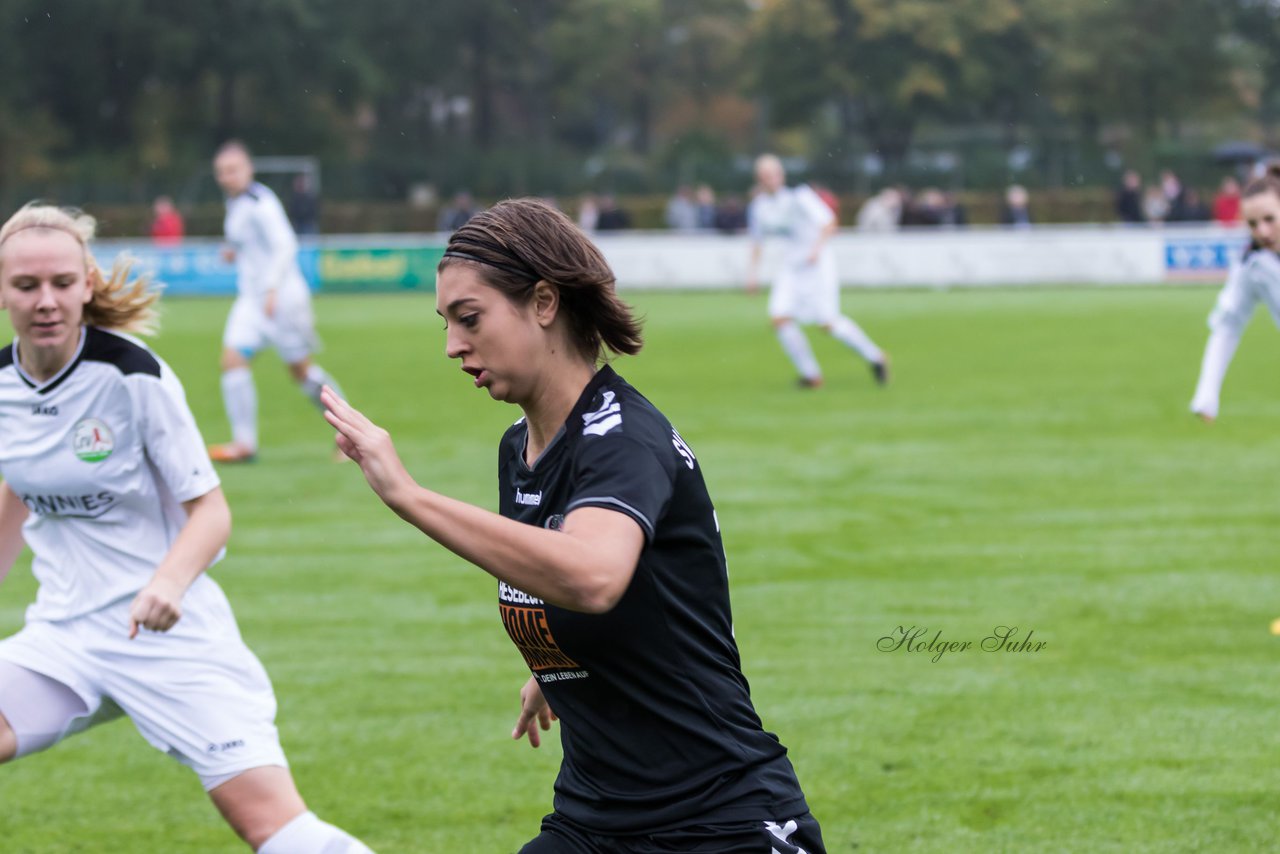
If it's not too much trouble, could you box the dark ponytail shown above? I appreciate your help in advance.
[439,198,643,362]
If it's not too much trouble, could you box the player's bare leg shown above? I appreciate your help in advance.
[211,347,258,463]
[0,711,16,763]
[209,765,373,852]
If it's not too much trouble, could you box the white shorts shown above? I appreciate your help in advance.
[0,579,287,784]
[223,286,318,364]
[769,253,840,325]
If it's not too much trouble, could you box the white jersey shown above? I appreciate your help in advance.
[748,184,836,266]
[0,327,222,621]
[224,181,308,301]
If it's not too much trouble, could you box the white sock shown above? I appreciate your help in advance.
[775,323,821,380]
[256,811,374,854]
[1190,328,1241,418]
[300,364,344,410]
[221,367,258,451]
[829,315,883,363]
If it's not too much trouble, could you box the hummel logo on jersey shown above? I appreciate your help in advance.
[582,390,622,436]
[31,404,58,417]
[515,488,542,506]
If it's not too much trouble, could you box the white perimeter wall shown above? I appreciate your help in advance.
[591,225,1246,289]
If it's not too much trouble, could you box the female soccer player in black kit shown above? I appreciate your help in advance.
[322,198,825,853]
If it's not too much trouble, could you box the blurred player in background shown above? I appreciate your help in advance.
[1190,163,1280,422]
[323,198,825,853]
[0,204,372,853]
[209,140,347,462]
[746,154,889,389]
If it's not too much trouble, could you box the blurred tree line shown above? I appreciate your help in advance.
[1,0,1278,213]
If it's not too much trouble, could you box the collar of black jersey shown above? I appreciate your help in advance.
[566,364,619,428]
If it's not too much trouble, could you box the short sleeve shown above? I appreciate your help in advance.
[135,366,220,503]
[796,185,835,227]
[566,434,676,542]
[746,197,763,242]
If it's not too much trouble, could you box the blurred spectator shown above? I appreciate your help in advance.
[1142,185,1169,223]
[577,193,600,233]
[855,187,902,232]
[289,174,320,235]
[664,185,699,232]
[1115,169,1144,223]
[904,188,947,226]
[713,195,748,233]
[1000,185,1032,229]
[1181,189,1211,223]
[437,190,476,233]
[940,192,968,227]
[595,194,632,231]
[694,184,717,230]
[1213,176,1241,225]
[1161,170,1188,221]
[149,195,184,245]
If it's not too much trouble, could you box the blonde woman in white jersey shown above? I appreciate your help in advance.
[209,140,348,463]
[1191,163,1280,422]
[0,205,373,853]
[746,154,889,388]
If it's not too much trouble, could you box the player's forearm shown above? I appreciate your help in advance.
[386,484,631,613]
[149,488,231,596]
[0,482,29,582]
[812,221,837,253]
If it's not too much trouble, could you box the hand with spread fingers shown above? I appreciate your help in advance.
[321,386,415,506]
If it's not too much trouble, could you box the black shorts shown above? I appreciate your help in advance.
[518,812,826,854]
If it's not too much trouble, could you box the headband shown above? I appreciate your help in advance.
[442,238,540,282]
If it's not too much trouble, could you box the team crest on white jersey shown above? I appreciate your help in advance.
[71,418,115,463]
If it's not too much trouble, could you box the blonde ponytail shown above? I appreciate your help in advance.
[0,203,159,336]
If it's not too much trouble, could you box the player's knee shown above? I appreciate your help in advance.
[221,349,251,372]
[0,711,17,763]
[209,766,307,850]
[770,316,793,330]
[286,358,313,384]
[1208,308,1246,335]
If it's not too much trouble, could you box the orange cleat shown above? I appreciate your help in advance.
[796,376,825,389]
[208,442,257,464]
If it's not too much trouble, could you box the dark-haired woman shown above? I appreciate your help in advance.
[1191,164,1280,422]
[323,198,825,853]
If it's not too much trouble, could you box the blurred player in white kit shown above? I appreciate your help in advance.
[746,154,889,389]
[208,140,347,462]
[1190,163,1280,422]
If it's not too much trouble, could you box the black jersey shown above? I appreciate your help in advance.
[497,365,809,833]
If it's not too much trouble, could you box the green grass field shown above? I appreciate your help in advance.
[3,285,1279,852]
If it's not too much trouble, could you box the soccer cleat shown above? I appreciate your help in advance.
[796,376,824,389]
[1192,410,1215,424]
[871,357,891,386]
[208,442,257,463]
